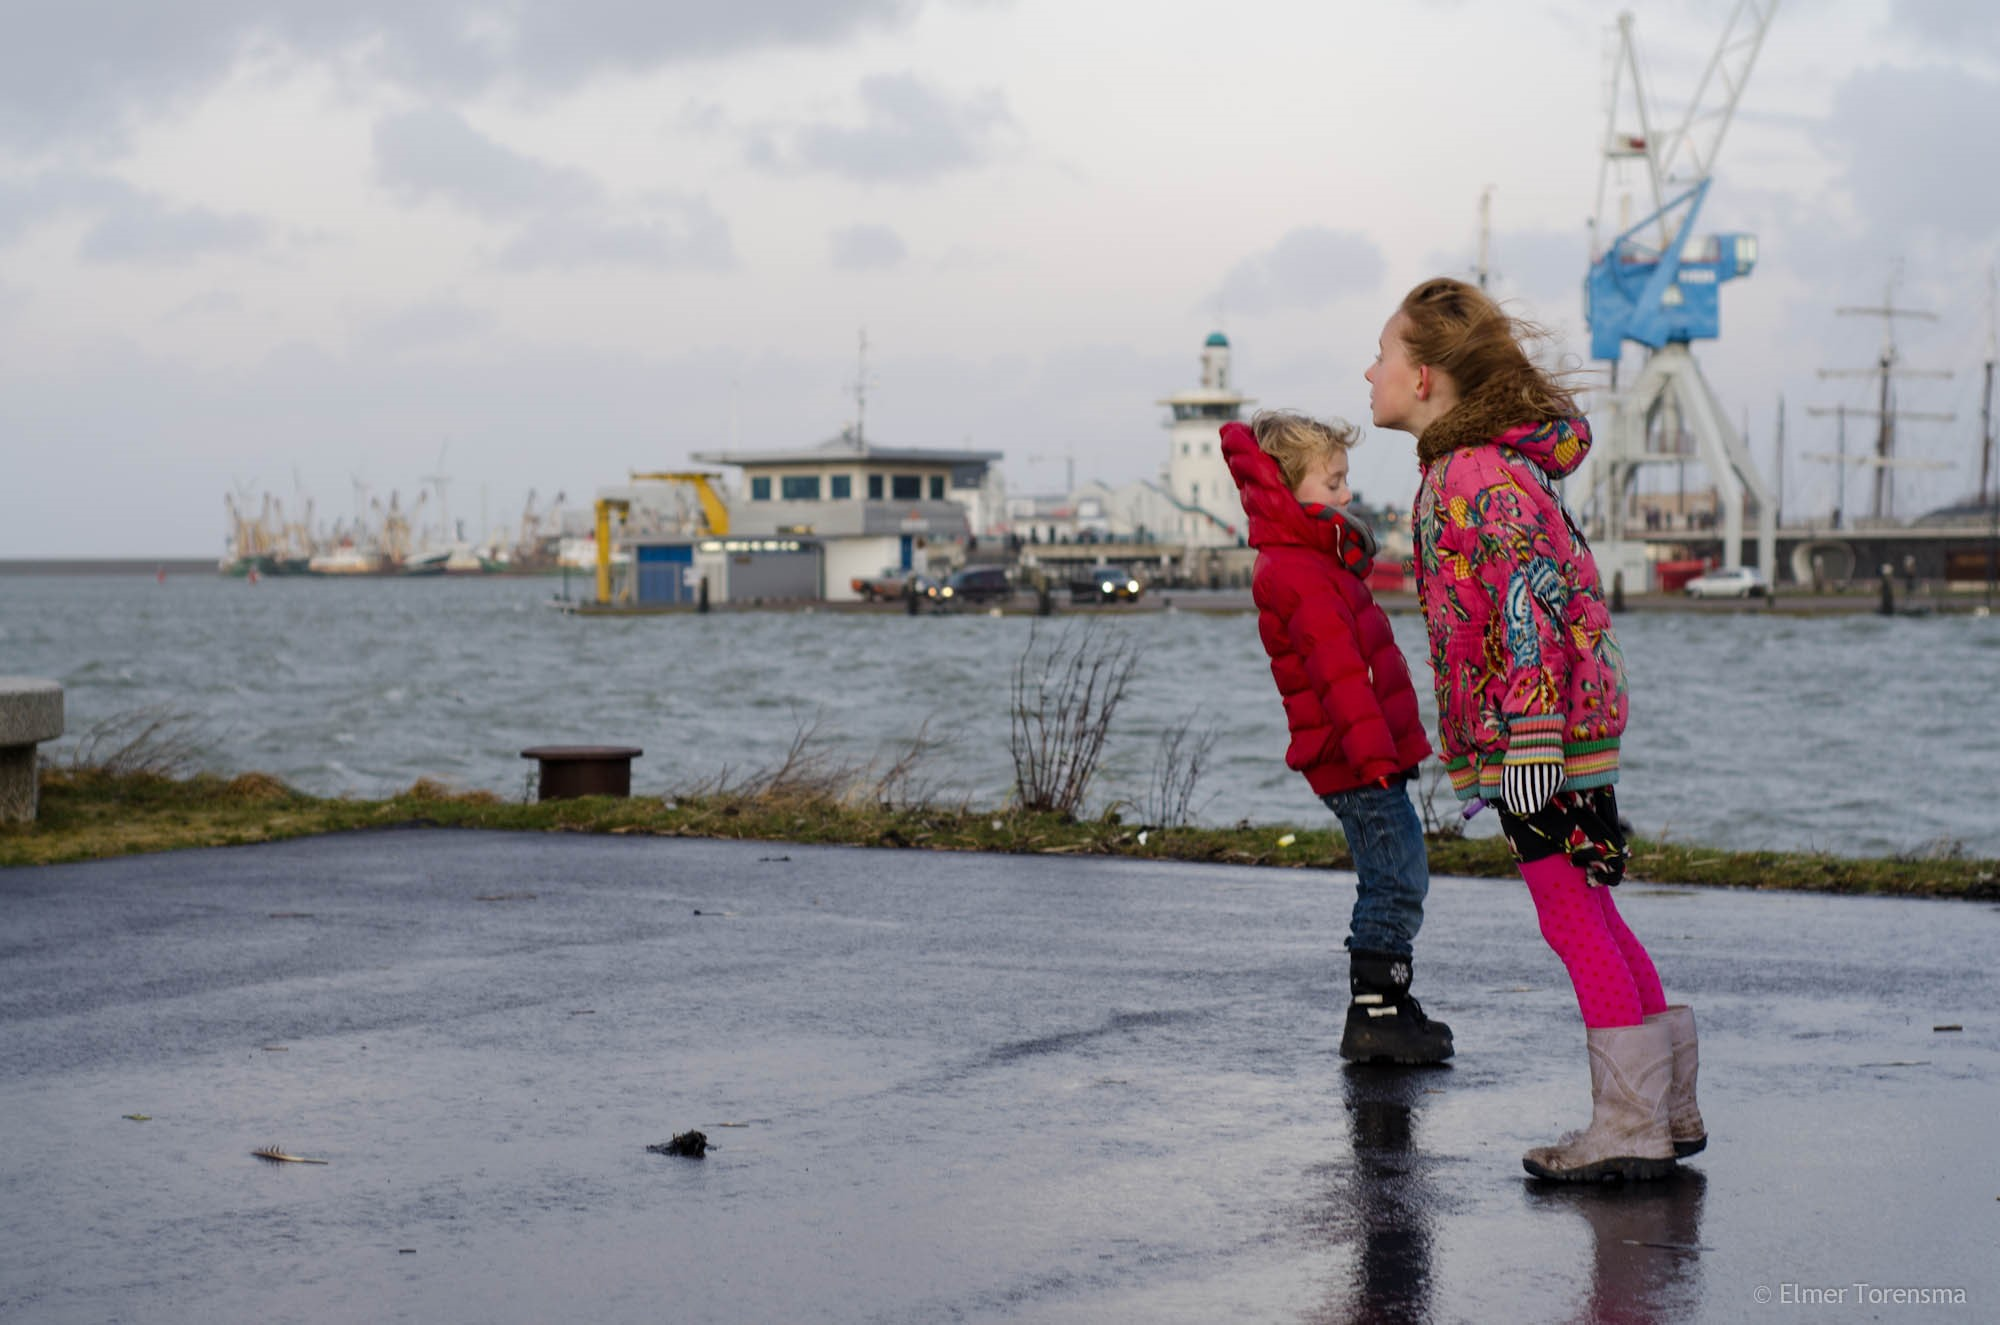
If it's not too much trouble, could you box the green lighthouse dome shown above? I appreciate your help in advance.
[1205,332,1229,347]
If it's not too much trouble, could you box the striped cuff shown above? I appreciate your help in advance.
[1502,761,1564,817]
[1503,713,1566,766]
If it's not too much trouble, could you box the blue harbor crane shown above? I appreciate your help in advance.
[1587,187,1759,364]
[1578,2,1779,585]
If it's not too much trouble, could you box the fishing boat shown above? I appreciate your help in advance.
[307,541,386,575]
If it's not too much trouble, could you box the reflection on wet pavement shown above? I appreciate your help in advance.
[3,832,1996,1322]
[1526,1172,1708,1324]
[1303,1065,1454,1323]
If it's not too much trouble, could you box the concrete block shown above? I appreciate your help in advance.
[0,677,64,824]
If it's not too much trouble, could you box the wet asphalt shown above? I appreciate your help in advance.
[2,829,1995,1324]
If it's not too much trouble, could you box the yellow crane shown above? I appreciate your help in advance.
[594,471,731,605]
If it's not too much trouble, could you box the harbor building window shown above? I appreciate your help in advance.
[831,475,852,499]
[868,474,884,499]
[892,475,922,501]
[781,475,821,501]
[1172,402,1239,422]
[928,476,945,500]
[751,477,771,501]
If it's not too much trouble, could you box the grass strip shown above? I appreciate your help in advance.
[4,768,1995,901]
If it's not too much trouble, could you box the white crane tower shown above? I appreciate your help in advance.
[1579,2,1780,589]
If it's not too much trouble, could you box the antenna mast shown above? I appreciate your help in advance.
[1476,186,1494,290]
[850,329,875,446]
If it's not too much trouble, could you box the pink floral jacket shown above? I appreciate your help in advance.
[1412,411,1627,803]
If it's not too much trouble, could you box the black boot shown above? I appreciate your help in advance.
[1341,949,1454,1064]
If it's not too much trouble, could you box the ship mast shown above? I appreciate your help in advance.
[1980,267,1996,511]
[1982,268,1997,608]
[1817,274,1954,521]
[1807,270,1954,524]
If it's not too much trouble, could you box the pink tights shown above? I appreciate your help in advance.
[1519,855,1667,1028]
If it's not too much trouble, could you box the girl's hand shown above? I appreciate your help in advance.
[1501,761,1563,817]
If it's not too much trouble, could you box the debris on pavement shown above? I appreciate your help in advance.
[252,1145,328,1165]
[647,1131,709,1158]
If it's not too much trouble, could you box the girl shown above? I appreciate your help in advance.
[1364,277,1704,1181]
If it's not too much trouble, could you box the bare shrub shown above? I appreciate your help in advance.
[1897,837,1966,863]
[1416,761,1463,839]
[871,716,955,811]
[671,712,935,812]
[1142,713,1218,828]
[677,714,847,804]
[1009,621,1139,818]
[65,707,208,779]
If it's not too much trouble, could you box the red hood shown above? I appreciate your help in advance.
[1220,421,1363,563]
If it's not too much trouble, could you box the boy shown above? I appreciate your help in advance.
[1220,412,1453,1063]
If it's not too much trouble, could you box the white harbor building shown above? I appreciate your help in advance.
[1008,332,1253,551]
[1161,332,1254,546]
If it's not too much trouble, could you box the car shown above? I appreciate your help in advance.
[1070,564,1143,604]
[936,565,1014,605]
[1682,565,1767,599]
[850,567,935,602]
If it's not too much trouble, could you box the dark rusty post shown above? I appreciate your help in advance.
[520,746,643,800]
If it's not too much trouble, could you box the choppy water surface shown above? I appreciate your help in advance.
[3,574,1994,857]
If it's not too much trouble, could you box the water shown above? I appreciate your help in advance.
[3,574,1995,858]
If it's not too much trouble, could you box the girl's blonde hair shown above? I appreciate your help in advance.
[1395,276,1577,417]
[1251,410,1358,491]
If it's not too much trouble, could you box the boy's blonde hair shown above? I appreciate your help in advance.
[1250,410,1359,492]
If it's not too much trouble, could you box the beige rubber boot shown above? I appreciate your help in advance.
[1647,1004,1707,1157]
[1523,1020,1678,1182]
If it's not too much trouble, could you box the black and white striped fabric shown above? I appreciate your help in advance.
[1502,761,1564,818]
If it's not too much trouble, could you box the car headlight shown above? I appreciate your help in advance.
[1126,580,1139,593]
[1100,581,1114,592]
[941,586,953,598]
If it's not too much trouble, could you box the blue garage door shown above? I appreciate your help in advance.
[636,545,695,604]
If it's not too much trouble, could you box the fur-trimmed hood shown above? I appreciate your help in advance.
[1415,375,1592,477]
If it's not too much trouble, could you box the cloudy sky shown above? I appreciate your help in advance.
[2,0,1996,556]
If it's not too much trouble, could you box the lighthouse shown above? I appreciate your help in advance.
[1159,332,1253,545]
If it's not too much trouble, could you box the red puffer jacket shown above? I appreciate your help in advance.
[1221,421,1431,795]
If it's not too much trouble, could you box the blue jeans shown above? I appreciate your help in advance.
[1319,781,1430,957]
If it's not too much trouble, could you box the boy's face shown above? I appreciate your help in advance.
[1292,451,1352,509]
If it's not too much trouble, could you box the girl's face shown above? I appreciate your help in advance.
[1292,450,1352,509]
[1365,311,1424,434]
